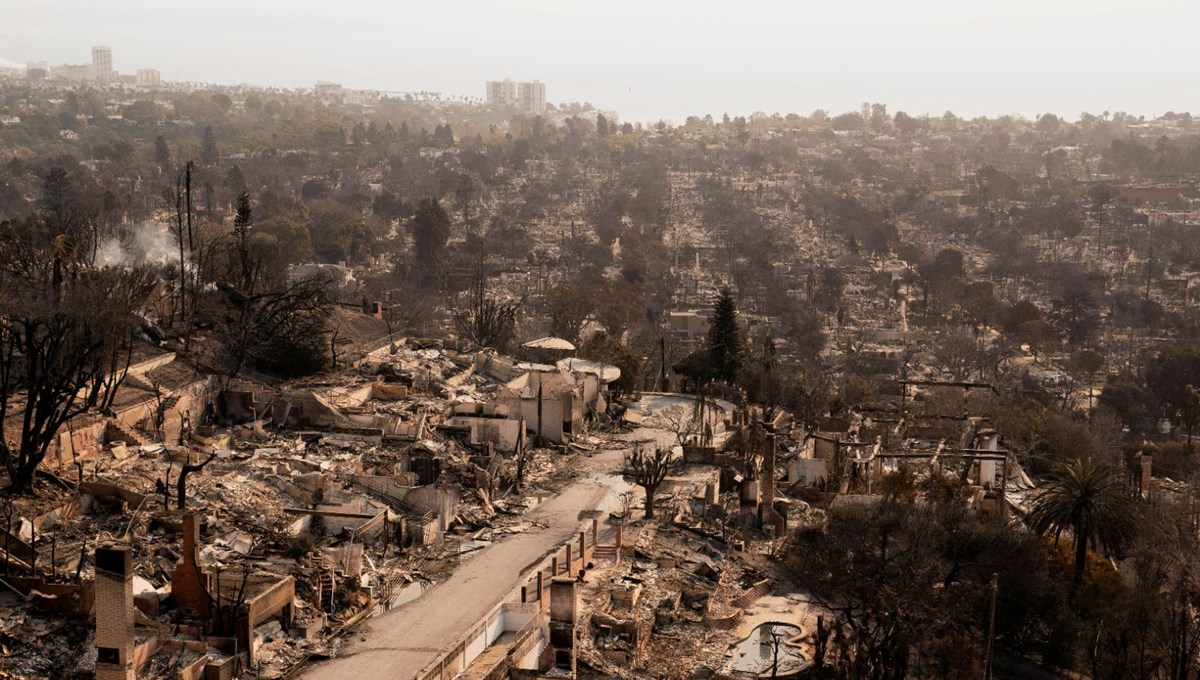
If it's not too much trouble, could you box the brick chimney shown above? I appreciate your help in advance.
[94,546,134,680]
[1140,452,1153,499]
[171,514,211,617]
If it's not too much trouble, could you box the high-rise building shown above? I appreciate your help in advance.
[25,61,48,80]
[53,64,91,84]
[518,80,546,116]
[91,46,114,82]
[486,79,517,106]
[314,80,343,98]
[136,69,161,87]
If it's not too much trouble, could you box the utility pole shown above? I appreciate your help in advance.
[536,382,544,447]
[984,572,999,680]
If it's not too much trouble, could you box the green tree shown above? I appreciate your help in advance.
[787,499,1054,680]
[433,123,455,148]
[257,214,314,267]
[224,164,246,195]
[200,125,219,165]
[154,135,172,171]
[1097,377,1156,434]
[411,198,451,288]
[454,173,476,221]
[707,287,742,384]
[232,191,255,292]
[1051,290,1100,347]
[1070,349,1105,412]
[1146,343,1200,449]
[578,332,641,397]
[1028,459,1136,592]
[830,111,865,131]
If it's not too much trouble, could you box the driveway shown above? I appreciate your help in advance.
[303,447,626,680]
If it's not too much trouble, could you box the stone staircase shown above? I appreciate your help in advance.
[106,421,150,448]
[160,393,182,413]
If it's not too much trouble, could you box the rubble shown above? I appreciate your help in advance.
[0,336,633,679]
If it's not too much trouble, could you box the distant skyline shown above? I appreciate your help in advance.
[2,0,1199,123]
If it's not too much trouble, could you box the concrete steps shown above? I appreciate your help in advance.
[592,545,618,560]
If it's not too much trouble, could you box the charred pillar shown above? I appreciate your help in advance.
[546,577,577,676]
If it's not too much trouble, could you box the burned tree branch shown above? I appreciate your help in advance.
[625,446,674,519]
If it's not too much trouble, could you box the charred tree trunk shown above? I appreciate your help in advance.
[177,452,218,509]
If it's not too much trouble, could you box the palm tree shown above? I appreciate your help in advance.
[1027,459,1136,592]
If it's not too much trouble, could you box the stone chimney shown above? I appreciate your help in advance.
[95,546,135,680]
[760,434,776,510]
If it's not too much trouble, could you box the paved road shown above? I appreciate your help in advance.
[303,447,626,680]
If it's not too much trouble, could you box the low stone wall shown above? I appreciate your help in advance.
[703,608,744,630]
[729,578,773,609]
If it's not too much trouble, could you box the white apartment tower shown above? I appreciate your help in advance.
[517,80,546,116]
[486,79,518,106]
[91,46,114,82]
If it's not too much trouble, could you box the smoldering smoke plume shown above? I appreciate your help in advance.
[96,221,179,268]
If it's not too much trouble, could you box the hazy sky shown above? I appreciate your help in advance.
[2,0,1198,123]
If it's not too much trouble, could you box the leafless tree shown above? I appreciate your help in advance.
[329,326,342,370]
[214,276,331,390]
[146,378,169,440]
[931,327,984,382]
[381,288,436,347]
[169,169,188,325]
[452,252,521,350]
[658,404,702,447]
[0,267,153,493]
[625,446,673,519]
